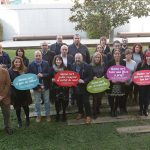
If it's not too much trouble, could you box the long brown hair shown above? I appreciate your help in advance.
[11,56,27,73]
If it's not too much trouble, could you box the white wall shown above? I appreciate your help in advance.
[0,3,87,40]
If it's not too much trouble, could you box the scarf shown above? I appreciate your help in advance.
[53,64,64,73]
[34,60,42,73]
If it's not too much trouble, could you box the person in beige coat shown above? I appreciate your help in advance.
[0,65,13,135]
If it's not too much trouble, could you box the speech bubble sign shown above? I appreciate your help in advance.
[107,65,131,82]
[87,77,110,93]
[13,73,39,90]
[54,70,80,87]
[132,70,150,86]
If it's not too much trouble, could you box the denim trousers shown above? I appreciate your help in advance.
[33,89,50,116]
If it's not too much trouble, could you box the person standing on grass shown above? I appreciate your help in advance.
[0,43,11,69]
[9,56,32,128]
[0,65,13,135]
[68,34,91,64]
[16,47,29,67]
[28,50,51,123]
[123,49,137,107]
[71,53,92,124]
[132,43,144,104]
[40,41,55,104]
[50,55,69,122]
[136,51,150,116]
[91,52,106,119]
[107,49,126,117]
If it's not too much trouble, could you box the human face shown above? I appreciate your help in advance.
[17,49,23,57]
[134,45,141,53]
[73,35,80,45]
[61,46,68,56]
[100,39,106,46]
[94,54,101,64]
[14,58,21,69]
[41,43,48,51]
[146,56,150,64]
[114,50,121,62]
[35,52,42,62]
[113,43,121,50]
[57,36,63,44]
[55,57,62,67]
[125,53,132,61]
[96,45,104,53]
[75,54,83,65]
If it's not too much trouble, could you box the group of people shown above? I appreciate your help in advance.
[0,34,150,135]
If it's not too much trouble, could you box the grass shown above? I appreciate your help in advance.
[1,47,150,150]
[1,110,150,150]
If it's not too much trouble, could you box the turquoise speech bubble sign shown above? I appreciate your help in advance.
[13,73,39,90]
[87,77,110,93]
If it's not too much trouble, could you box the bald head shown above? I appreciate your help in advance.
[75,53,83,65]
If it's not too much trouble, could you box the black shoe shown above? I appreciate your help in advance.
[26,118,30,127]
[18,120,22,128]
[55,114,60,122]
[5,127,13,135]
[143,110,149,116]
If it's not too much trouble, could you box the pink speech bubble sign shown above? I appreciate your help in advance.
[54,70,80,87]
[107,65,131,82]
[132,70,150,86]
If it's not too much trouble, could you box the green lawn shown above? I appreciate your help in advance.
[1,111,150,150]
[1,48,150,150]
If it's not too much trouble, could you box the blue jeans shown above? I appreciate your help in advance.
[33,89,50,116]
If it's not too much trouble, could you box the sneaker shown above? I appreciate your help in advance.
[46,116,51,122]
[85,116,92,124]
[76,114,84,120]
[36,116,41,123]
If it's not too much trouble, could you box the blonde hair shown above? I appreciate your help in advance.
[92,52,103,65]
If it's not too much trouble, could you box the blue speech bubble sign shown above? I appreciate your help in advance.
[13,73,39,90]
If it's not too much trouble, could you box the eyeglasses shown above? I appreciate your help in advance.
[42,45,48,46]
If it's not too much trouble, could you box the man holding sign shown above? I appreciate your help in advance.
[71,53,93,124]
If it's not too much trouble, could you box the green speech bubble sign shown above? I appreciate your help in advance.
[87,77,110,93]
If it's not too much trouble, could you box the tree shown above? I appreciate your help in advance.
[69,0,150,38]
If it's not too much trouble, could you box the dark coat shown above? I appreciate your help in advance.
[0,51,11,69]
[104,45,110,55]
[71,62,93,94]
[50,42,67,55]
[106,59,126,96]
[41,50,55,67]
[8,68,32,109]
[68,43,91,64]
[28,60,50,90]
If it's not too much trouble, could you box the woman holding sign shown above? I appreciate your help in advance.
[136,51,150,116]
[50,55,69,122]
[107,49,126,117]
[8,56,32,127]
[91,52,106,119]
